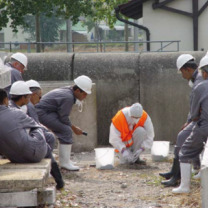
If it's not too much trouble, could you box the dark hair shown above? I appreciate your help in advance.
[11,94,27,102]
[183,59,198,70]
[30,87,41,93]
[201,65,208,73]
[0,89,8,104]
[73,85,83,93]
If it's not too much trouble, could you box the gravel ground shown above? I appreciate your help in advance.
[44,146,201,208]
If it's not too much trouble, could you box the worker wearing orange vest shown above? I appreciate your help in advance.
[109,103,154,164]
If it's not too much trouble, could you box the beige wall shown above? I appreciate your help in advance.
[142,0,208,52]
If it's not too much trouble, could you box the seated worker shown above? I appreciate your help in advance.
[172,53,208,194]
[36,75,92,171]
[160,54,203,186]
[109,103,154,164]
[0,88,64,189]
[4,52,28,96]
[25,79,56,151]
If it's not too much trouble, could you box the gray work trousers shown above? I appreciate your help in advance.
[179,123,208,167]
[174,122,195,159]
[38,111,73,144]
[43,129,56,151]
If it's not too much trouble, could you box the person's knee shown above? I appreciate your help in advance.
[133,127,147,139]
[176,131,190,147]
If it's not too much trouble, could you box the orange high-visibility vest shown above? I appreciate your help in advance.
[112,109,148,153]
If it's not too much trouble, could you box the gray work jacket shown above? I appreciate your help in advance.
[35,86,76,126]
[0,105,47,163]
[4,63,23,95]
[187,71,203,123]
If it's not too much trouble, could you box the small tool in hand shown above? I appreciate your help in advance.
[82,131,88,136]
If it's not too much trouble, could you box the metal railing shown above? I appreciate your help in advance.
[0,40,180,53]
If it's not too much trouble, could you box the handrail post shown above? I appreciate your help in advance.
[10,42,12,52]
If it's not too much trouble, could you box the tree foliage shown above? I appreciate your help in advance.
[0,0,93,32]
[91,0,129,28]
[23,14,64,42]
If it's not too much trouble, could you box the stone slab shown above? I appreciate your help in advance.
[38,187,56,205]
[201,167,208,208]
[0,189,37,207]
[0,169,48,192]
[0,159,51,175]
[0,66,11,88]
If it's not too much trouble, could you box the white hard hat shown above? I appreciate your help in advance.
[11,52,28,70]
[74,75,92,94]
[26,79,41,89]
[10,81,32,95]
[129,103,143,118]
[198,51,208,69]
[176,54,195,71]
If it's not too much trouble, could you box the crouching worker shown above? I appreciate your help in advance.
[36,75,92,171]
[0,89,64,189]
[109,103,155,164]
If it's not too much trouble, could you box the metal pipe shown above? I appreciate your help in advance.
[115,7,151,51]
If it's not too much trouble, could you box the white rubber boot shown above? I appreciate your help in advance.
[172,163,191,194]
[58,144,80,171]
[193,170,201,180]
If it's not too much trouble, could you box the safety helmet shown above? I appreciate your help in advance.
[10,81,32,95]
[74,75,92,94]
[26,79,41,89]
[176,54,195,71]
[198,52,208,69]
[11,52,28,70]
[129,103,143,117]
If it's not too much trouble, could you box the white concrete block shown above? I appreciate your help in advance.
[38,187,56,205]
[201,167,208,208]
[0,189,38,207]
[0,58,11,88]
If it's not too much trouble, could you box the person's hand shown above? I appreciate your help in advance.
[133,149,143,163]
[71,125,83,135]
[180,122,189,130]
[122,149,134,163]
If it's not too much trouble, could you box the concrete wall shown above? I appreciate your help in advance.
[139,51,205,142]
[143,0,208,51]
[9,52,206,148]
[73,53,139,144]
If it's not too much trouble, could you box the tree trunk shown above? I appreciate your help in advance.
[35,14,41,53]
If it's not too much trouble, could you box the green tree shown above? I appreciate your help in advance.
[91,0,128,28]
[0,0,93,32]
[22,13,64,51]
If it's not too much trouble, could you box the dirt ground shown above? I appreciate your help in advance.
[45,149,201,208]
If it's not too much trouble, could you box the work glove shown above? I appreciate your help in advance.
[133,148,143,163]
[122,149,134,164]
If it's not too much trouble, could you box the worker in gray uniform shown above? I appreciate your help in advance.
[36,75,92,171]
[26,79,56,151]
[0,88,64,189]
[4,52,28,95]
[160,54,203,186]
[172,53,208,193]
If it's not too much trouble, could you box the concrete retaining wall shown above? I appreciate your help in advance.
[9,51,206,148]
